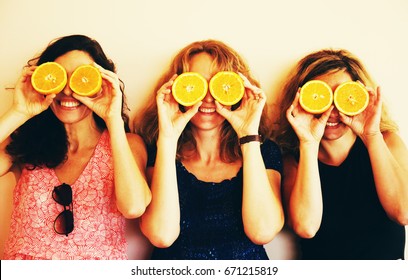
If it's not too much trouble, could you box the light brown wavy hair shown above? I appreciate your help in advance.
[274,49,398,157]
[136,39,272,162]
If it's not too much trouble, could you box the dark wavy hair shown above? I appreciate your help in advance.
[6,34,130,169]
[137,39,271,163]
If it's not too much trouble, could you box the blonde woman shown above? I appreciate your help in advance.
[137,39,284,260]
[275,49,408,259]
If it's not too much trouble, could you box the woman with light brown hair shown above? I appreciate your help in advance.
[137,39,284,260]
[275,49,408,259]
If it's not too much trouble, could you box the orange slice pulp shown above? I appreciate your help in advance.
[172,72,208,106]
[69,64,102,96]
[333,81,369,116]
[209,71,245,106]
[31,62,67,95]
[299,80,333,114]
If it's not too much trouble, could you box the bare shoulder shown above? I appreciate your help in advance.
[282,153,298,171]
[125,133,147,161]
[126,132,146,146]
[282,154,298,188]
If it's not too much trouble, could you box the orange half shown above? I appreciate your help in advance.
[31,62,67,95]
[334,81,369,116]
[69,65,102,96]
[209,71,245,106]
[172,72,208,106]
[299,80,333,114]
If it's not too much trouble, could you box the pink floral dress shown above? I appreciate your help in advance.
[3,130,127,259]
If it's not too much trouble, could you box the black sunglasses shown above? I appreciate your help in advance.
[52,183,74,236]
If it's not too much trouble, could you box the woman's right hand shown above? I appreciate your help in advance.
[156,74,201,140]
[286,91,333,146]
[12,66,55,119]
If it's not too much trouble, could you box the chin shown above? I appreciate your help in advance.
[323,125,349,140]
[54,112,93,125]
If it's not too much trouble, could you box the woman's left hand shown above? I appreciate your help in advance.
[215,73,266,137]
[73,63,124,126]
[340,84,382,142]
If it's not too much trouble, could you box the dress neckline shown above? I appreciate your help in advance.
[51,130,108,187]
[176,160,242,186]
[318,137,361,168]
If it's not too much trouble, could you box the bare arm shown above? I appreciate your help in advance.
[74,65,151,219]
[282,92,332,238]
[109,127,152,219]
[139,75,201,247]
[0,171,17,259]
[140,136,180,248]
[364,132,408,224]
[0,66,55,176]
[217,75,285,244]
[341,87,408,224]
[0,130,15,177]
[282,148,323,238]
[241,142,284,244]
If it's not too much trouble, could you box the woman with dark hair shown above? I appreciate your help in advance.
[0,34,151,259]
[275,49,408,259]
[137,39,284,260]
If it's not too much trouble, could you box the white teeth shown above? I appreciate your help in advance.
[60,101,80,108]
[199,108,216,113]
[326,122,339,127]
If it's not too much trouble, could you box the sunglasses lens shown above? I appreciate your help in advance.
[54,209,74,235]
[53,183,72,206]
[52,183,74,236]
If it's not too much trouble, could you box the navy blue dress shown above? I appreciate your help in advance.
[147,139,282,260]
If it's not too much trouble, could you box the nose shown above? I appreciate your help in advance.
[202,90,214,103]
[61,77,73,96]
[330,106,340,116]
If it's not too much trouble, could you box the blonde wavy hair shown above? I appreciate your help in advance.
[136,39,271,162]
[274,49,398,157]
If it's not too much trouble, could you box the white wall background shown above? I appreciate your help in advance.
[0,0,407,259]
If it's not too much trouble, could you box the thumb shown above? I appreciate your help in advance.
[72,94,93,109]
[183,101,202,121]
[215,101,231,119]
[319,105,334,124]
[339,111,352,127]
[43,94,56,107]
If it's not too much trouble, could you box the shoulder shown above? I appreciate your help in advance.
[282,152,298,165]
[125,132,148,161]
[282,153,298,176]
[261,138,279,148]
[126,132,146,147]
[261,139,282,159]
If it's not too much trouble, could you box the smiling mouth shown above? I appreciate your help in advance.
[199,107,216,113]
[326,121,340,127]
[59,100,81,108]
